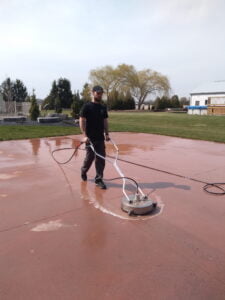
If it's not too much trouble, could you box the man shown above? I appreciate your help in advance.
[79,85,110,189]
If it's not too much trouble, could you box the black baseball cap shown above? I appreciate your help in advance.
[92,85,104,92]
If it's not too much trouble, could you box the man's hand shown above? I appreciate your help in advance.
[105,134,110,141]
[82,137,89,143]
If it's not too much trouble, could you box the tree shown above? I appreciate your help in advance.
[0,77,15,113]
[170,95,180,108]
[55,96,62,113]
[124,90,135,110]
[89,65,117,100]
[180,97,190,106]
[12,79,28,102]
[29,91,40,120]
[43,78,73,110]
[154,96,171,110]
[108,89,118,109]
[42,80,58,110]
[0,78,28,103]
[116,65,170,109]
[57,78,73,108]
[0,77,14,102]
[107,90,135,110]
[153,97,161,110]
[89,64,170,109]
[80,83,91,102]
[71,91,83,118]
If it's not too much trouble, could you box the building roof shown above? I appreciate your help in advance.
[191,81,225,95]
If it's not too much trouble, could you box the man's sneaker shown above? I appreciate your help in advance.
[81,173,87,181]
[95,180,107,189]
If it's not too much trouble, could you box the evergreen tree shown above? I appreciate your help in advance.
[71,91,83,118]
[156,96,171,109]
[171,95,180,108]
[43,78,73,110]
[42,80,58,110]
[57,78,73,108]
[29,91,40,120]
[124,90,135,109]
[107,89,120,110]
[117,92,125,109]
[12,79,28,102]
[153,97,161,110]
[107,90,136,110]
[55,96,62,113]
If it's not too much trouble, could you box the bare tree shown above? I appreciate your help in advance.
[89,64,170,109]
[89,65,117,100]
[0,78,15,113]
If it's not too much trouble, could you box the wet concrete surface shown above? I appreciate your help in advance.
[0,133,225,299]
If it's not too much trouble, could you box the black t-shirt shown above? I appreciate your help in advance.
[80,102,108,141]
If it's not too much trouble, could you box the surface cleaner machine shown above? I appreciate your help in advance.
[89,139,157,216]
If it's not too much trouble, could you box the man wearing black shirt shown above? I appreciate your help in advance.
[79,85,110,189]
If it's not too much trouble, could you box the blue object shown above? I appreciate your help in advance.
[188,106,208,109]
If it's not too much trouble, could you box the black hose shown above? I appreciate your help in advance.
[203,183,225,195]
[51,144,82,164]
[51,146,140,193]
[107,155,225,196]
[51,146,225,196]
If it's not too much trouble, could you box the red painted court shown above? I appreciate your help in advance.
[0,133,225,299]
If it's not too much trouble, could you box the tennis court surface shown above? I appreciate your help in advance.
[1,132,225,299]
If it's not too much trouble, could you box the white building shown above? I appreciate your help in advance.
[188,81,225,115]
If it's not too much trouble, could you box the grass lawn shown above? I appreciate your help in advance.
[0,125,80,141]
[0,112,224,143]
[109,112,225,143]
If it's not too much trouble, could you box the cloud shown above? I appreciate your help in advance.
[0,0,225,98]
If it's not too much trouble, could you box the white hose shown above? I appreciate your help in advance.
[89,139,145,201]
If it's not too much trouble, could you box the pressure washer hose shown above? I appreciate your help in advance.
[51,140,142,201]
[51,140,225,196]
[107,156,225,196]
[89,139,145,201]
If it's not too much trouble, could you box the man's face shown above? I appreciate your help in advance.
[93,90,103,102]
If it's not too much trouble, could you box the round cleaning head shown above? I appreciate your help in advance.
[121,194,157,216]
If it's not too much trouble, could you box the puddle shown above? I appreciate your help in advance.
[106,143,154,156]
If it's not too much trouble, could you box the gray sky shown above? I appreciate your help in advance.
[0,0,225,99]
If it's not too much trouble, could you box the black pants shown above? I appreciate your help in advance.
[81,140,106,182]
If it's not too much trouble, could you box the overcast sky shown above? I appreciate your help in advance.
[0,0,225,99]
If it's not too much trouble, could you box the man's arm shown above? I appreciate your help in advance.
[104,118,110,141]
[79,117,89,143]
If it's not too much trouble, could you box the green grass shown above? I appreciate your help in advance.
[109,112,225,143]
[0,125,80,141]
[0,112,225,142]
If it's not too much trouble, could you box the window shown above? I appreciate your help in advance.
[195,101,200,106]
[205,100,208,105]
